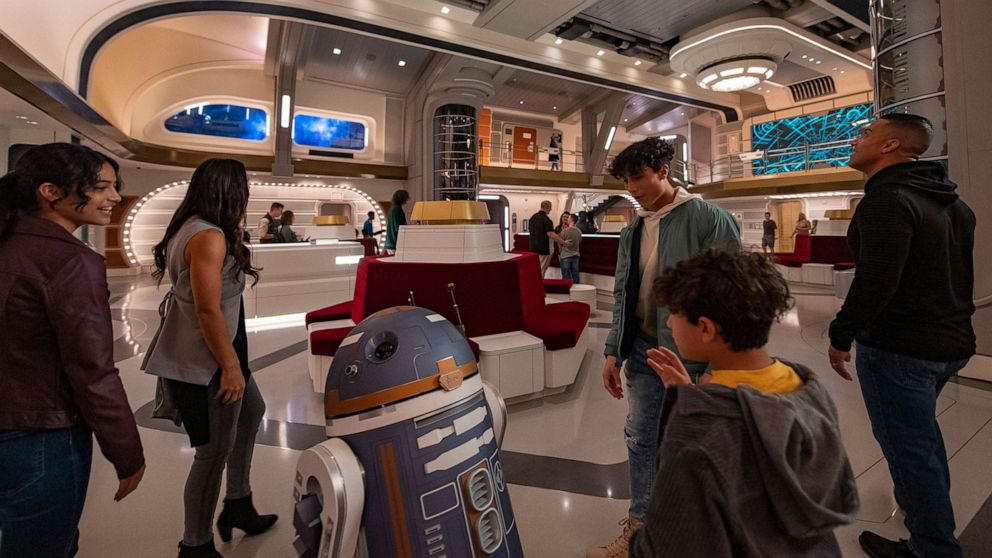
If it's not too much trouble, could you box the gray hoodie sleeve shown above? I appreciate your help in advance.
[629,446,733,557]
[604,226,632,361]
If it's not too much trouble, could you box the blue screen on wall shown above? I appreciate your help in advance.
[164,104,268,141]
[750,103,872,174]
[293,115,366,150]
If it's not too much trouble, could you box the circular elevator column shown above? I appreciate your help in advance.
[870,0,948,161]
[422,67,495,201]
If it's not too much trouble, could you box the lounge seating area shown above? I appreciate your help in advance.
[773,234,855,287]
[304,251,591,401]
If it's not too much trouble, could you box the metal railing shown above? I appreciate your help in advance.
[476,138,853,186]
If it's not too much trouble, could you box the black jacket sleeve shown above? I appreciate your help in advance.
[828,190,914,351]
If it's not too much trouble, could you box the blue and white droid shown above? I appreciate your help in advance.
[293,306,524,558]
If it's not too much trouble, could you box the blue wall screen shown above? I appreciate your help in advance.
[750,103,872,174]
[164,104,267,141]
[293,115,366,150]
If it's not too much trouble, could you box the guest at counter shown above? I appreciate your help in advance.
[275,210,305,243]
[385,189,410,255]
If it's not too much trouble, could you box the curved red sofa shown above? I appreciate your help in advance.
[306,252,590,360]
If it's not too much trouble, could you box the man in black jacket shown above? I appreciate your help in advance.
[829,113,975,558]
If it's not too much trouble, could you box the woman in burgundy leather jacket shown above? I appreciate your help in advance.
[0,143,145,558]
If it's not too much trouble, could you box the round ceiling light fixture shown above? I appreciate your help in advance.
[697,58,777,92]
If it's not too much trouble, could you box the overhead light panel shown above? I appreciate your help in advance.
[554,37,563,45]
[596,49,605,56]
[441,6,450,14]
[634,60,642,66]
[697,58,777,92]
[398,60,407,67]
[332,48,342,55]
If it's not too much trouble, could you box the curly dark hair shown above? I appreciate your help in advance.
[0,143,114,237]
[653,250,793,351]
[607,137,675,180]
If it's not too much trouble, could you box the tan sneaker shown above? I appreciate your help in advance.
[586,516,644,558]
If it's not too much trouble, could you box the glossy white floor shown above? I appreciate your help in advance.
[76,275,992,557]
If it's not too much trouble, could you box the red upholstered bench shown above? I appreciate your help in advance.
[833,261,855,271]
[525,302,591,350]
[543,278,573,295]
[774,234,812,266]
[306,300,352,326]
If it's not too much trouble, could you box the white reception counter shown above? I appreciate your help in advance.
[245,241,364,319]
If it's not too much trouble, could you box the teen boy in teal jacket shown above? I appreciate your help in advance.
[589,138,740,558]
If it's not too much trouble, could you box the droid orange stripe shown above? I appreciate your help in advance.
[325,360,479,418]
[378,442,414,558]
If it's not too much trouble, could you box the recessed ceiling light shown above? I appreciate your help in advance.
[398,60,406,67]
[27,121,38,125]
[816,60,822,64]
[802,54,808,59]
[679,73,688,78]
[554,37,563,45]
[332,48,341,55]
[840,70,846,74]
[441,6,450,14]
[634,60,642,66]
[624,118,628,122]
[833,67,839,71]
[552,106,557,110]
[15,115,27,120]
[519,100,524,105]
[596,50,605,56]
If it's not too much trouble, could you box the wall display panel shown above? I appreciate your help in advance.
[750,103,872,174]
[164,103,268,141]
[293,114,366,150]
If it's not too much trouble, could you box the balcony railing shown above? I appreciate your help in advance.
[476,138,853,187]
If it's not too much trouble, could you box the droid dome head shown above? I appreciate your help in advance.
[324,306,478,419]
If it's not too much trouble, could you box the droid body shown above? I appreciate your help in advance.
[293,306,523,558]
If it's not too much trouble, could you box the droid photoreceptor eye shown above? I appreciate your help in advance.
[345,363,359,377]
[365,331,399,363]
[374,341,395,360]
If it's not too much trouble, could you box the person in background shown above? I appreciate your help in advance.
[384,189,409,255]
[0,143,145,558]
[553,211,570,260]
[828,113,975,558]
[629,250,858,557]
[528,200,569,277]
[590,137,740,558]
[143,159,277,558]
[577,210,598,234]
[792,212,812,237]
[557,213,582,284]
[761,211,777,254]
[256,202,283,243]
[362,210,375,238]
[275,210,304,243]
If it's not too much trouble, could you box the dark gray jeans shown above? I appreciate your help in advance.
[183,375,265,546]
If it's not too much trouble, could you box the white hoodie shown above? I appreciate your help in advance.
[634,187,703,339]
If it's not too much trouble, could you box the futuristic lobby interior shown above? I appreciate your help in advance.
[1,0,991,557]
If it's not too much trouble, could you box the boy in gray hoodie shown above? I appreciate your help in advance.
[629,250,859,557]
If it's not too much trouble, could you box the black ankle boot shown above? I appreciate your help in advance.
[177,540,223,557]
[216,493,278,543]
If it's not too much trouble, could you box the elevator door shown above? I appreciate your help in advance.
[512,127,537,166]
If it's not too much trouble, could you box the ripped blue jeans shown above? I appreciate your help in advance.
[623,337,705,520]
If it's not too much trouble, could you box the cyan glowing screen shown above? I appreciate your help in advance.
[164,104,267,141]
[751,103,872,174]
[293,115,366,150]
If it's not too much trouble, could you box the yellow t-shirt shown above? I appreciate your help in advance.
[709,360,803,394]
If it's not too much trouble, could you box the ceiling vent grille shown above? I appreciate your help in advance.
[789,76,837,102]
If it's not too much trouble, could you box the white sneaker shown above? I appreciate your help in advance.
[586,516,644,558]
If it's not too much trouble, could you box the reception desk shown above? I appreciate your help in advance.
[245,241,364,318]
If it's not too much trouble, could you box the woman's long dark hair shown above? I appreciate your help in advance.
[152,158,259,285]
[0,143,109,238]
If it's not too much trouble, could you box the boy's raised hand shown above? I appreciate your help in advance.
[647,346,692,386]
